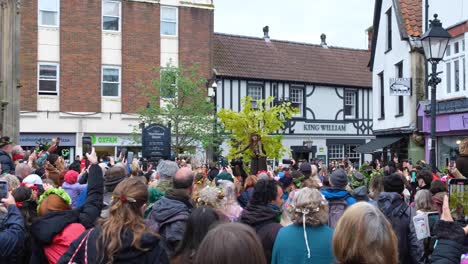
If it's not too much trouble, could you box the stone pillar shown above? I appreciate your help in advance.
[0,0,21,142]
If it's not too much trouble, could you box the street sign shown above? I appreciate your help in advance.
[389,78,412,96]
[142,124,171,160]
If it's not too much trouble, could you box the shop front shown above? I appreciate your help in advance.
[418,101,468,169]
[84,134,141,159]
[20,133,76,163]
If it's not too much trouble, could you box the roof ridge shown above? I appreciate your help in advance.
[214,32,370,52]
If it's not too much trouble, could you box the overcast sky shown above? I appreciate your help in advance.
[214,0,375,49]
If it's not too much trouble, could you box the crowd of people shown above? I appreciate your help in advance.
[0,135,467,264]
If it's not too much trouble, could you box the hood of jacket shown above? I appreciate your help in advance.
[321,188,356,204]
[240,204,280,227]
[151,194,192,223]
[31,209,80,245]
[376,192,406,216]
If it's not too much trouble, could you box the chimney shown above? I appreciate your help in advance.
[320,33,328,48]
[367,26,374,51]
[263,26,270,41]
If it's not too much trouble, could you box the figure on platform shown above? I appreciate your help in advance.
[236,133,267,175]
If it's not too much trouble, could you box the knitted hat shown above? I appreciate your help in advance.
[383,173,405,194]
[330,169,348,188]
[37,188,72,216]
[215,172,233,186]
[64,170,79,184]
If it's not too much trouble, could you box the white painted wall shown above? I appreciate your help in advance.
[161,38,179,67]
[102,33,122,65]
[310,86,344,120]
[38,28,60,62]
[372,0,415,132]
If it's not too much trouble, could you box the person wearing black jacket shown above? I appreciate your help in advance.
[29,149,103,264]
[431,195,468,264]
[240,179,283,263]
[0,137,15,175]
[0,193,25,263]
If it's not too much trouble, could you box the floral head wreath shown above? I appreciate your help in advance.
[195,187,225,206]
[38,188,72,205]
[37,188,72,214]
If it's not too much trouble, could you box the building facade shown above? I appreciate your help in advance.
[19,0,213,161]
[418,1,468,169]
[213,30,373,166]
[365,0,426,162]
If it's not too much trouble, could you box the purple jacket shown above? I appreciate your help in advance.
[62,182,87,208]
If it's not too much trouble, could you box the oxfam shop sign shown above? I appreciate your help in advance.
[86,134,139,146]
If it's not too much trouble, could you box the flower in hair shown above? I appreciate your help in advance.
[118,194,136,203]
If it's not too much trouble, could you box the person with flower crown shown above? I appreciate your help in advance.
[29,148,103,264]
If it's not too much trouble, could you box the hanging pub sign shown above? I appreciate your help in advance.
[142,124,171,160]
[389,78,412,96]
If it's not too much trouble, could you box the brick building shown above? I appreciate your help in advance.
[19,0,213,161]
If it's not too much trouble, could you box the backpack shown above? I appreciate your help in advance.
[327,194,350,228]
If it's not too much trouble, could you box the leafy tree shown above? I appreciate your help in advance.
[218,96,299,165]
[138,65,222,155]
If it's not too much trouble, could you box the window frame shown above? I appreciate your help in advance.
[37,62,59,96]
[38,0,60,27]
[160,6,178,37]
[344,90,357,119]
[379,72,385,119]
[395,61,404,116]
[101,66,121,98]
[247,82,264,109]
[444,38,465,95]
[289,85,304,117]
[386,8,392,51]
[102,0,122,33]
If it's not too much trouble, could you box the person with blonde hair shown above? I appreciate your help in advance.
[272,187,334,264]
[333,202,398,264]
[217,180,243,222]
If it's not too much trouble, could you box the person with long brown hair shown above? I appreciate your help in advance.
[194,222,266,264]
[58,178,169,264]
[333,202,398,264]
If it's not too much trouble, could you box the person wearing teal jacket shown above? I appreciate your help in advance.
[272,188,335,264]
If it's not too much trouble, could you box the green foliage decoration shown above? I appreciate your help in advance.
[217,96,299,164]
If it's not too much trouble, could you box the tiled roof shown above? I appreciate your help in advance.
[399,0,422,37]
[213,33,372,88]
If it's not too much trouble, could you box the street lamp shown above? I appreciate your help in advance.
[421,14,451,173]
[208,80,217,162]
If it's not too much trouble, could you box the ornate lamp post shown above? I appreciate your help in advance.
[208,81,217,162]
[420,14,451,172]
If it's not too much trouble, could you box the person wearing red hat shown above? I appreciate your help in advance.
[62,170,87,208]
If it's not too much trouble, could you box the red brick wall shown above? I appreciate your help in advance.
[60,0,101,112]
[121,2,160,113]
[20,0,38,111]
[179,7,213,81]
